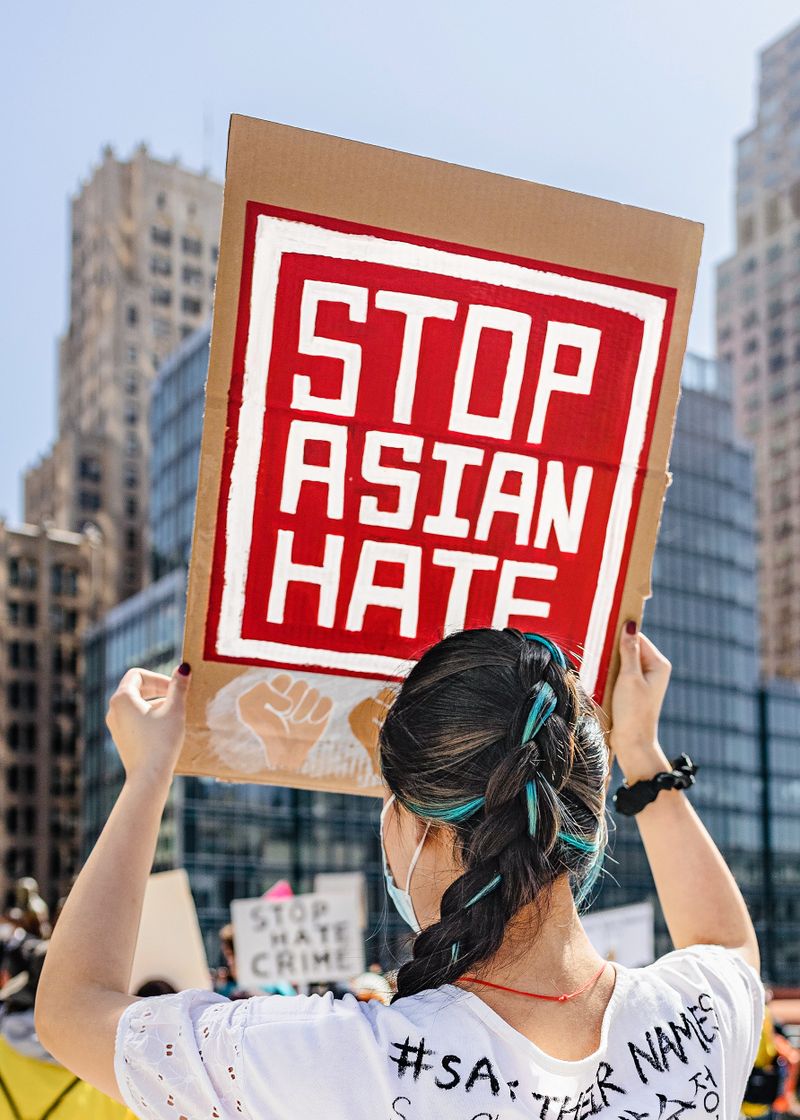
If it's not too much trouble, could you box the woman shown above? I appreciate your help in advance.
[35,623,763,1116]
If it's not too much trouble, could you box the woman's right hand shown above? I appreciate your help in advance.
[609,623,672,781]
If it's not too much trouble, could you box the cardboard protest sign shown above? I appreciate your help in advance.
[313,871,367,928]
[128,870,211,994]
[582,901,655,968]
[231,890,365,988]
[181,114,702,793]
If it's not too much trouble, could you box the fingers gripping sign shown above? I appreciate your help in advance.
[236,673,333,772]
[348,687,395,758]
[105,663,192,786]
[610,622,672,761]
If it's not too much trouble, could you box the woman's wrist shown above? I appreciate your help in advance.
[613,740,672,784]
[122,768,174,804]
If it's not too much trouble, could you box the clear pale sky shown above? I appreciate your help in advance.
[1,0,797,521]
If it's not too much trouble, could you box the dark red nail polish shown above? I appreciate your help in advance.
[178,662,191,676]
[625,621,637,635]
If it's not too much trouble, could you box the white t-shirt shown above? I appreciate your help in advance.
[115,945,763,1120]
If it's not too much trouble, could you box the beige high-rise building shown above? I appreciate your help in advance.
[716,22,800,680]
[25,143,222,608]
[0,520,103,908]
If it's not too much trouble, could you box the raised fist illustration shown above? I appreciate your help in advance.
[236,674,333,772]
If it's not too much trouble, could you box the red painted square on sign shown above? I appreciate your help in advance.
[205,203,676,701]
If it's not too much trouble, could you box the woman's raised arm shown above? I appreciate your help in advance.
[34,665,191,1100]
[610,624,759,971]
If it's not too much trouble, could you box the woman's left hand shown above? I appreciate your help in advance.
[105,664,191,787]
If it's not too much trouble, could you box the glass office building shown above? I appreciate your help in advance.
[82,327,400,964]
[83,339,800,978]
[596,353,800,983]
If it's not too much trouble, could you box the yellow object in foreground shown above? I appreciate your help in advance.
[0,1037,133,1120]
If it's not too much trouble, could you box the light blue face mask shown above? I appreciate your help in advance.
[380,795,431,933]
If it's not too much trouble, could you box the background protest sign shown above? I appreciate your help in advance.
[128,869,211,994]
[180,115,702,793]
[231,890,365,988]
[582,900,655,968]
[314,871,368,929]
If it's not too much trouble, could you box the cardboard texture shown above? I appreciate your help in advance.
[181,114,702,793]
[128,869,211,994]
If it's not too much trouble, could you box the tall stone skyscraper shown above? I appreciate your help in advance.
[24,144,221,607]
[716,22,800,680]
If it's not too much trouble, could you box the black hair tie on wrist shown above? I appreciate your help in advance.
[613,753,698,817]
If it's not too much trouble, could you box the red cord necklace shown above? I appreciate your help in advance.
[459,961,608,1003]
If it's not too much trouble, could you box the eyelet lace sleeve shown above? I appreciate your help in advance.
[114,991,252,1119]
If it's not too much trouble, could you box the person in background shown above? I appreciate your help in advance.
[0,934,131,1119]
[742,1007,782,1116]
[13,881,50,941]
[214,923,295,999]
[349,971,392,1004]
[213,924,239,998]
[35,626,763,1117]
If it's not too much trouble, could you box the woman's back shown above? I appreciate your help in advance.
[36,626,764,1119]
[116,945,761,1118]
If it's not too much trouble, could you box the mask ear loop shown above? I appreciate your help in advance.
[404,820,431,892]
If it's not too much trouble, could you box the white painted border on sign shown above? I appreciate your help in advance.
[216,215,667,694]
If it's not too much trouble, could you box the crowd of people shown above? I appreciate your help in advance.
[0,878,394,1117]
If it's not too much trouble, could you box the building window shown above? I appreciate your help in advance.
[8,557,37,590]
[152,318,171,339]
[125,496,138,517]
[182,236,202,256]
[151,226,172,247]
[124,466,138,489]
[151,287,172,307]
[211,245,219,263]
[769,353,787,374]
[180,324,195,340]
[50,606,77,633]
[125,432,140,456]
[79,490,101,512]
[182,265,203,286]
[126,528,138,551]
[125,373,138,395]
[150,255,172,276]
[126,304,139,326]
[127,345,138,362]
[125,407,138,426]
[79,456,101,482]
[181,295,202,315]
[51,565,78,597]
[156,192,167,210]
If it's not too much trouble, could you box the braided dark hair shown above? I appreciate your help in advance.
[379,627,608,1001]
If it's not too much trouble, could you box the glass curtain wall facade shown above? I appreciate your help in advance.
[760,679,800,980]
